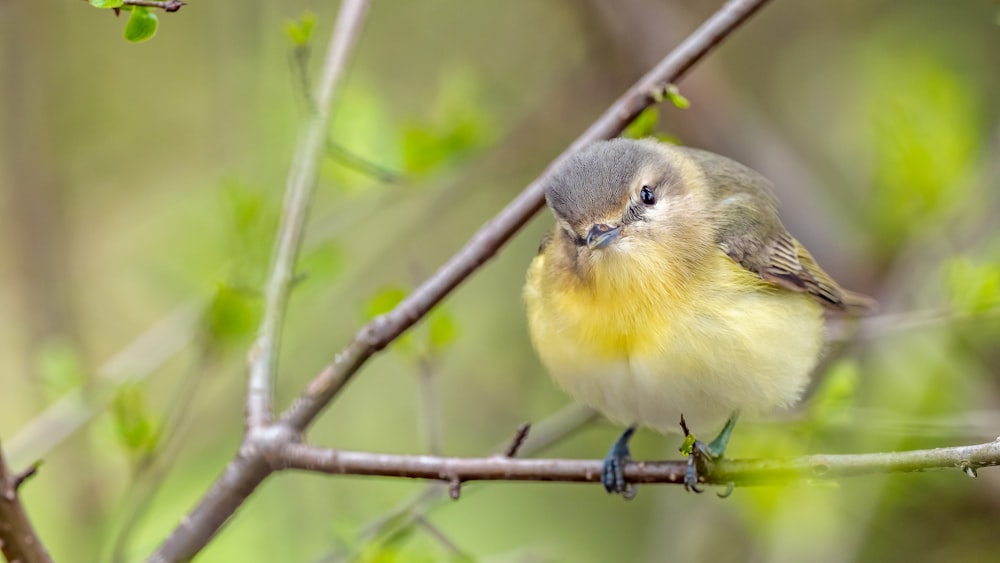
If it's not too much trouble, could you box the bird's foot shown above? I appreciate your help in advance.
[601,425,637,499]
[679,415,738,494]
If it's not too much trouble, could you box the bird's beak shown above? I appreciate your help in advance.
[586,223,621,250]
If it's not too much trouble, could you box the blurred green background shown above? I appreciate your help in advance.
[2,0,1000,561]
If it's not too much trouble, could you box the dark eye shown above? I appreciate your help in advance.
[640,186,656,205]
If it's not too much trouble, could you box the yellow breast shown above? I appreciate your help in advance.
[524,245,824,433]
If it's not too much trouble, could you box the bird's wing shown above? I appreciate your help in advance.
[720,229,875,313]
[677,146,876,314]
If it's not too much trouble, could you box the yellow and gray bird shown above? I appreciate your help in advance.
[523,138,874,496]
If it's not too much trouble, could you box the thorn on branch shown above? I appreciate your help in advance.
[11,461,42,491]
[962,463,978,478]
[502,423,531,458]
[447,476,462,500]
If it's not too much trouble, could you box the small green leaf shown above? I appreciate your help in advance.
[204,283,262,346]
[35,336,86,398]
[623,107,659,140]
[124,7,158,43]
[366,287,408,319]
[90,0,124,8]
[679,433,696,456]
[944,258,1000,314]
[285,11,316,46]
[365,287,416,355]
[111,384,159,459]
[428,310,458,352]
[298,242,344,283]
[809,359,860,425]
[663,84,690,109]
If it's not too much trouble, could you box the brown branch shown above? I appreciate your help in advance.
[121,0,185,13]
[149,2,372,561]
[280,0,773,432]
[245,0,371,429]
[272,438,1000,487]
[0,445,52,563]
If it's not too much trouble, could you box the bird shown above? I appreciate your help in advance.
[523,137,875,497]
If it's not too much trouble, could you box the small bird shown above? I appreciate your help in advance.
[523,138,875,496]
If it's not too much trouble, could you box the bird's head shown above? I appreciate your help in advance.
[543,138,715,284]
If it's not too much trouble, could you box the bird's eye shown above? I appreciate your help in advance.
[640,186,656,205]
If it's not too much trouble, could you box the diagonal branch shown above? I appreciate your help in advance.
[281,0,773,432]
[272,438,1000,487]
[246,0,372,429]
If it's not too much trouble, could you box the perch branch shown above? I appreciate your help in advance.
[272,438,1000,487]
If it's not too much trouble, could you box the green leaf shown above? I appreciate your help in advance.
[808,359,861,425]
[944,257,1000,314]
[90,0,124,7]
[366,287,408,319]
[124,7,158,43]
[365,287,415,355]
[204,283,262,346]
[663,84,690,109]
[622,107,659,140]
[111,384,159,459]
[298,241,344,284]
[285,11,316,46]
[400,69,496,175]
[35,336,86,398]
[428,310,458,353]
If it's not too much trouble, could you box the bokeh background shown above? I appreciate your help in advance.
[2,0,1000,561]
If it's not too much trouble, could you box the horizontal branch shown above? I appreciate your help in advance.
[122,0,185,13]
[272,438,1000,488]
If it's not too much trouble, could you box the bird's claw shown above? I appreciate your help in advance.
[602,425,637,499]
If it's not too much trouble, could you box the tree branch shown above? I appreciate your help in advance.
[245,0,371,429]
[0,445,52,563]
[280,0,773,432]
[272,438,1000,488]
[150,2,372,561]
[121,0,185,13]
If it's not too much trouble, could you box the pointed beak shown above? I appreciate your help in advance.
[586,223,621,250]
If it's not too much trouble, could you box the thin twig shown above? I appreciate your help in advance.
[245,0,371,429]
[273,438,1000,487]
[121,0,185,13]
[150,3,373,561]
[327,405,597,563]
[281,0,773,432]
[502,423,532,458]
[0,445,53,563]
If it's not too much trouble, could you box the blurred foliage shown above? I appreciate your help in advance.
[110,383,160,464]
[3,1,1000,562]
[401,70,498,176]
[944,257,1000,315]
[285,11,316,48]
